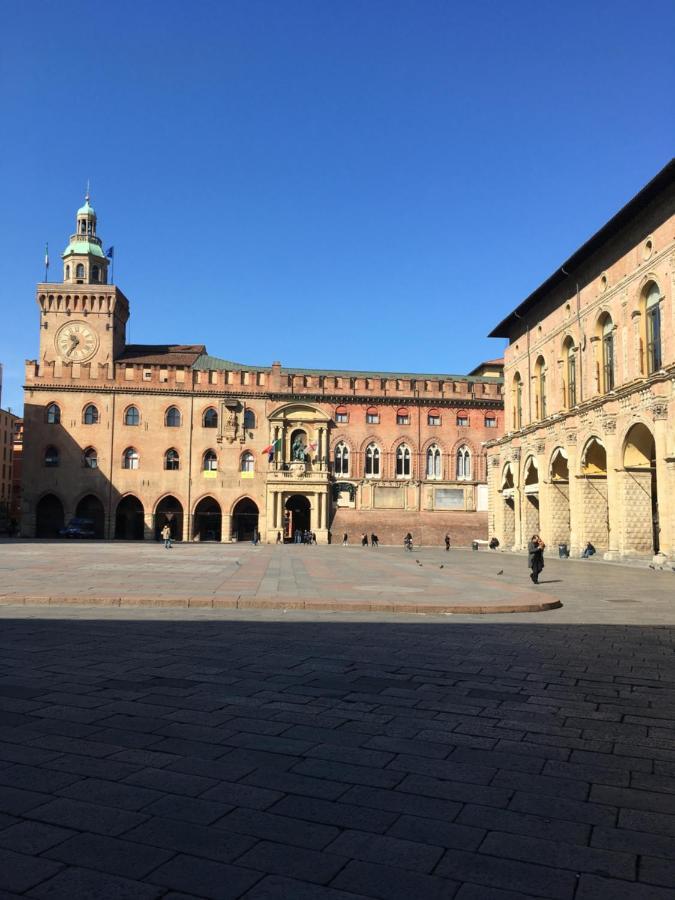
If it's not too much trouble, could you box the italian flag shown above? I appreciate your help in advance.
[263,438,282,454]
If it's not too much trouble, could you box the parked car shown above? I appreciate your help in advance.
[59,517,96,539]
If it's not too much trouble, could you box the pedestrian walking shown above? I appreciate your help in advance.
[342,533,348,546]
[361,533,368,547]
[371,533,379,548]
[161,524,172,549]
[444,534,450,551]
[527,534,545,584]
[276,531,282,544]
[404,532,413,551]
[311,532,317,545]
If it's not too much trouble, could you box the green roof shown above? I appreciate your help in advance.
[62,240,106,259]
[77,200,96,217]
[192,353,502,384]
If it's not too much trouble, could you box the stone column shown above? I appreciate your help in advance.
[512,450,523,549]
[653,406,673,560]
[566,439,583,556]
[604,427,622,559]
[221,513,231,543]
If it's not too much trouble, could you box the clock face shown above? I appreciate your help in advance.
[55,321,99,362]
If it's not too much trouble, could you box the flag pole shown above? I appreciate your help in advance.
[44,243,49,282]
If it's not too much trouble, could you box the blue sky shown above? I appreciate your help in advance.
[1,0,673,412]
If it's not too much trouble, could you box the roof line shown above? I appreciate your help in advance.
[488,158,675,338]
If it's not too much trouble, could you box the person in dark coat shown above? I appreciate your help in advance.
[527,534,545,583]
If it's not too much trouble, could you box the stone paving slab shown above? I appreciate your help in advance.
[1,600,675,897]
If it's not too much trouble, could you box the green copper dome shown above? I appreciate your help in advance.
[77,199,96,217]
[62,240,105,259]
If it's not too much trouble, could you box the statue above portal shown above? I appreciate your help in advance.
[291,435,307,462]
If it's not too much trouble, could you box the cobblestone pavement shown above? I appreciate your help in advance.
[1,544,675,898]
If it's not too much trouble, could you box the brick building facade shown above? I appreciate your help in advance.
[487,159,675,561]
[22,196,503,544]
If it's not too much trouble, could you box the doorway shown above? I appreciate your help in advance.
[285,494,311,538]
[231,498,259,541]
[115,495,145,540]
[193,497,222,542]
[35,494,64,538]
[76,494,105,539]
[154,496,184,541]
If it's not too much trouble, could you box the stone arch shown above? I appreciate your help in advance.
[192,496,222,542]
[500,462,516,548]
[549,447,571,548]
[74,494,105,539]
[622,422,659,554]
[579,436,609,551]
[35,493,65,538]
[231,496,259,542]
[522,455,540,538]
[154,495,184,541]
[115,494,145,540]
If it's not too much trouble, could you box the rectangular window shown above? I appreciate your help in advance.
[366,413,379,425]
[396,414,409,425]
[485,417,497,428]
[428,415,440,426]
[457,416,468,427]
[336,412,348,424]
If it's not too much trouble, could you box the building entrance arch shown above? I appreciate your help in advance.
[285,494,311,539]
[500,464,516,547]
[549,448,570,548]
[522,456,540,539]
[75,494,105,538]
[193,497,222,542]
[154,496,184,541]
[231,498,259,542]
[115,495,145,540]
[35,494,64,538]
[623,423,659,554]
[580,437,609,551]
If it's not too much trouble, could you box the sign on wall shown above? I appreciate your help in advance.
[434,488,464,510]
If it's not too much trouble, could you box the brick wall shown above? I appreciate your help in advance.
[329,508,488,547]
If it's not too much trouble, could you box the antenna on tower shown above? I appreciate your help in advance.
[85,178,90,201]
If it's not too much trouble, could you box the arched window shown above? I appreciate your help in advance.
[645,282,662,374]
[396,408,410,425]
[76,263,85,279]
[535,356,547,419]
[485,415,497,429]
[456,446,471,480]
[91,265,99,283]
[366,407,379,425]
[44,446,59,467]
[512,373,522,429]
[203,449,217,471]
[123,447,139,470]
[334,442,349,476]
[124,406,140,426]
[396,444,411,478]
[165,406,181,427]
[83,404,99,425]
[563,338,576,408]
[456,412,469,427]
[165,449,180,471]
[426,445,442,479]
[241,451,254,473]
[244,409,256,430]
[601,315,615,392]
[65,265,70,280]
[203,408,218,428]
[365,443,380,477]
[335,406,349,424]
[427,409,441,426]
[46,403,61,425]
[83,447,98,469]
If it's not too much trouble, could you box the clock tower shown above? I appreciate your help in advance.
[36,194,129,367]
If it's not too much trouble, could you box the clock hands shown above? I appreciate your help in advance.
[66,335,80,357]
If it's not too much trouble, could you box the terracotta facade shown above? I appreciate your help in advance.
[22,197,503,544]
[487,160,675,561]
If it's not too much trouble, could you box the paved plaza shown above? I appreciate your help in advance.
[0,545,675,898]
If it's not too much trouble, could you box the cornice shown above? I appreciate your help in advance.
[23,383,503,410]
